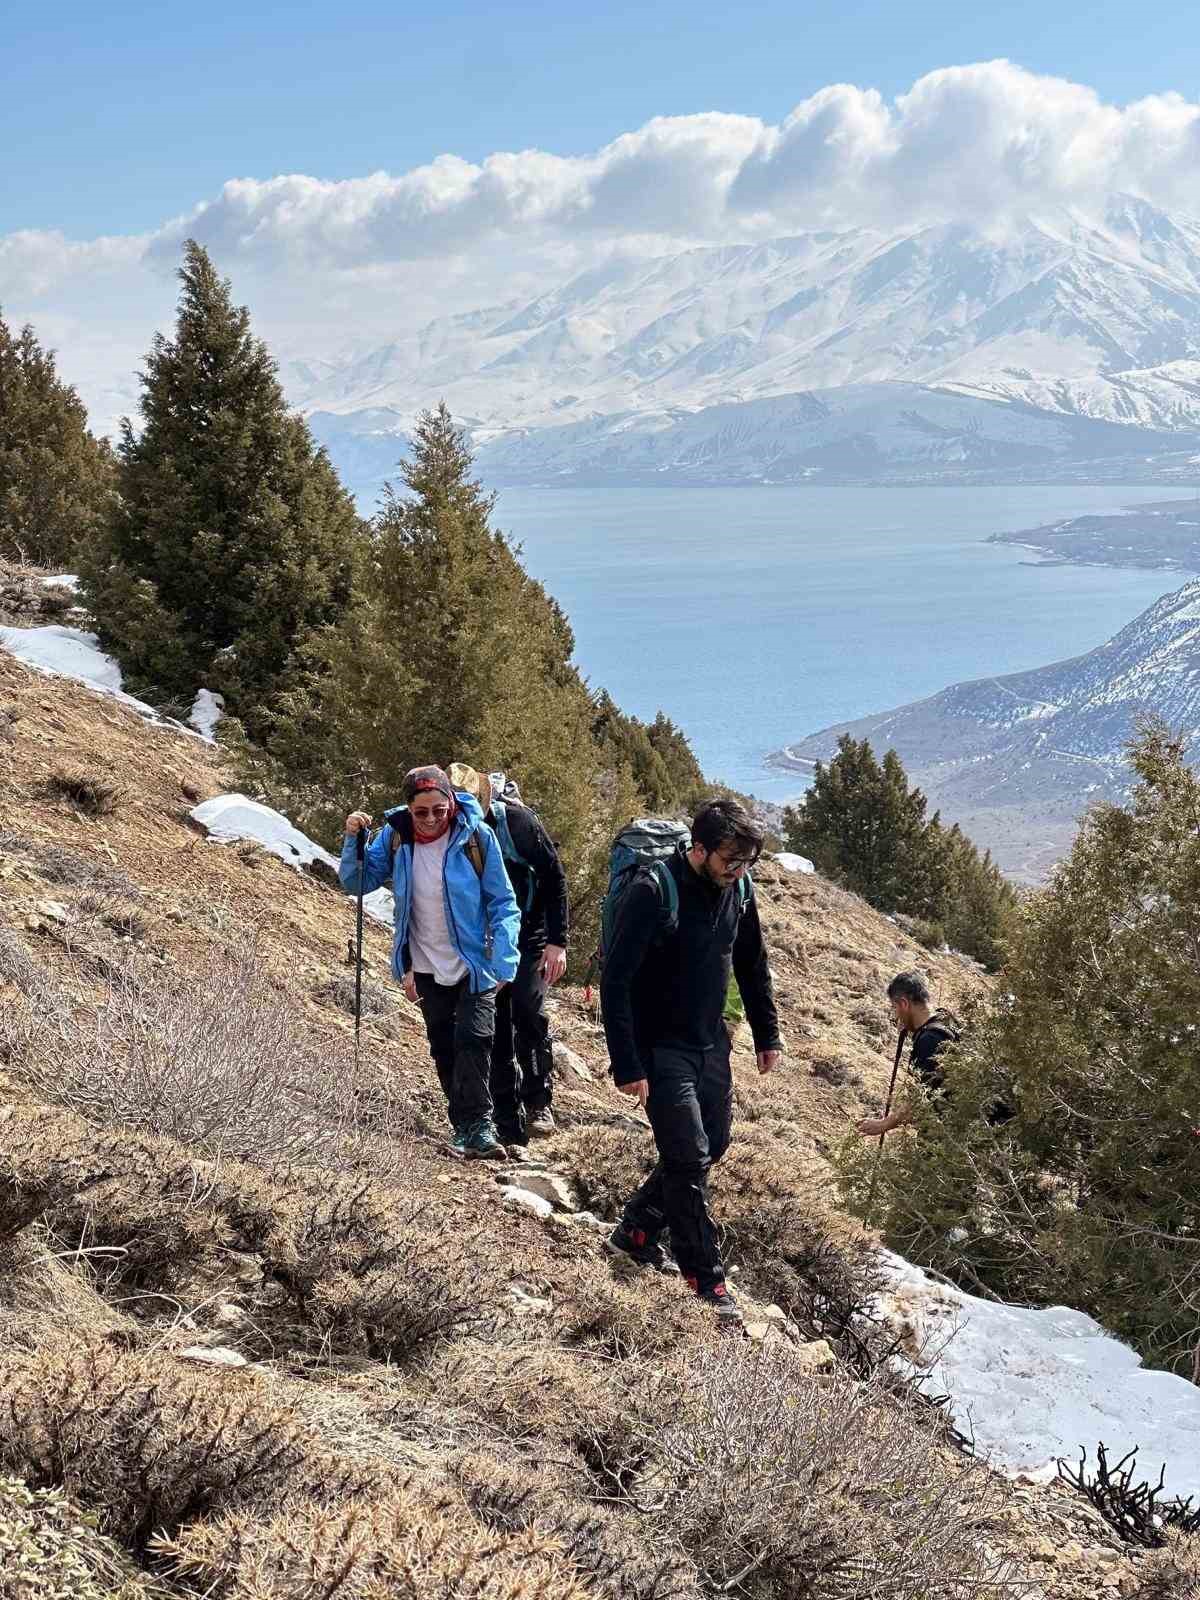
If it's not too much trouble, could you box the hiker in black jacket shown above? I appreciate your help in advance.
[602,798,782,1322]
[856,970,958,1137]
[450,765,569,1145]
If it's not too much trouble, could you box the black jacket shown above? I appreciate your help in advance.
[488,801,569,953]
[909,1012,959,1095]
[601,846,781,1085]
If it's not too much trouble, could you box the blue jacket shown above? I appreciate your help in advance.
[339,790,521,993]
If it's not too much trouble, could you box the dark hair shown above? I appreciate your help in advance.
[887,970,931,1005]
[691,798,765,862]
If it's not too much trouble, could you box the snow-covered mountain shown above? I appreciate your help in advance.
[293,196,1200,495]
[772,578,1200,882]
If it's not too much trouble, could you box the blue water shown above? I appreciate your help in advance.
[494,485,1184,802]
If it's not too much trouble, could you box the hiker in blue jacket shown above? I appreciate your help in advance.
[340,764,521,1159]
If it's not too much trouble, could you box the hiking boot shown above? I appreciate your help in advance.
[605,1223,680,1275]
[448,1125,470,1158]
[687,1277,743,1322]
[464,1119,507,1161]
[526,1106,556,1137]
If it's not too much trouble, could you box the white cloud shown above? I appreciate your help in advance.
[5,60,1200,429]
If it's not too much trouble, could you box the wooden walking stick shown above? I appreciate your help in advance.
[864,1028,908,1228]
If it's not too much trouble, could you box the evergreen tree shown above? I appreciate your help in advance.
[851,720,1200,1372]
[0,312,114,566]
[783,736,930,908]
[258,403,636,966]
[79,241,360,735]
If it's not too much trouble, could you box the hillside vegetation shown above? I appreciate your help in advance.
[3,610,1194,1599]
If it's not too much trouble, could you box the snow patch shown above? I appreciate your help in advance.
[877,1252,1200,1499]
[774,851,815,874]
[189,794,393,926]
[40,573,80,591]
[189,689,225,740]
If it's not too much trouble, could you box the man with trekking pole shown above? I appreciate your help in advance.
[601,798,782,1324]
[340,765,521,1159]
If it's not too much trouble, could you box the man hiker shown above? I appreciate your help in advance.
[450,765,569,1145]
[340,764,521,1159]
[856,970,958,1138]
[602,798,782,1322]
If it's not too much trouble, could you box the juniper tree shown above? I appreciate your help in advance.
[851,720,1200,1373]
[0,312,114,566]
[260,403,638,963]
[79,241,360,734]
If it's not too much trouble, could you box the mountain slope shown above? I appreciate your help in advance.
[292,197,1200,493]
[774,577,1200,881]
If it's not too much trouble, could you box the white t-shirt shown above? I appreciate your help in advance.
[408,832,468,986]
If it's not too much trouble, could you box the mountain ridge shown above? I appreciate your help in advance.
[773,577,1200,881]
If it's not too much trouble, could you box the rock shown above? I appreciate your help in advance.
[552,1040,592,1081]
[561,1210,610,1234]
[33,899,69,925]
[497,1168,580,1212]
[509,1285,553,1315]
[177,1345,248,1369]
[791,1338,835,1374]
[212,1302,252,1332]
[500,1185,554,1220]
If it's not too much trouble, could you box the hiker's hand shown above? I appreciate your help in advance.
[618,1078,649,1109]
[540,944,567,985]
[346,811,372,835]
[857,1113,903,1137]
[402,971,418,1004]
[757,1049,781,1075]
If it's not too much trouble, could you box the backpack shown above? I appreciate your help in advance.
[384,807,487,879]
[597,819,751,966]
[487,798,536,912]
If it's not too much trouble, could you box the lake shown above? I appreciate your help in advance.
[495,485,1185,803]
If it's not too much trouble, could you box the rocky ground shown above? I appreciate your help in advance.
[1,581,1197,1598]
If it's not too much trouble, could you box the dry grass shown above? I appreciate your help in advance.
[1129,1533,1200,1599]
[639,1341,1020,1599]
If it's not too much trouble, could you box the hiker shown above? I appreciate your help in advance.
[602,798,782,1322]
[340,765,521,1159]
[856,970,958,1137]
[450,765,569,1146]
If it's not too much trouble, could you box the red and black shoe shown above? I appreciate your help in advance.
[605,1223,680,1275]
[686,1276,743,1322]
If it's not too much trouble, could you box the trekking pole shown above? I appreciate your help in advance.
[353,827,367,1074]
[864,1028,908,1229]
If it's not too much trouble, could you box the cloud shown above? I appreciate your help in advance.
[6,60,1200,429]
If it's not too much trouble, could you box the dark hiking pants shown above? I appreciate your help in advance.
[414,973,497,1129]
[622,1038,734,1291]
[490,947,554,1140]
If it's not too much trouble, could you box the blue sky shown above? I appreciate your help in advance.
[8,0,1197,237]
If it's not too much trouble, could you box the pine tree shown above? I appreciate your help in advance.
[783,736,930,909]
[78,241,360,733]
[0,312,114,566]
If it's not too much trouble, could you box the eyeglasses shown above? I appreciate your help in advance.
[412,803,451,821]
[715,851,758,871]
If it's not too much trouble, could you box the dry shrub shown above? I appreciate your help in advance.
[157,1482,602,1600]
[315,972,390,1017]
[557,1261,704,1361]
[0,1475,163,1600]
[0,1227,135,1351]
[0,1339,347,1552]
[640,1341,1019,1599]
[556,1124,654,1221]
[46,768,121,816]
[428,1341,622,1447]
[12,948,407,1169]
[1129,1533,1200,1599]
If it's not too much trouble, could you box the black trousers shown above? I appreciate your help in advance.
[490,946,554,1139]
[414,973,496,1129]
[622,1037,734,1291]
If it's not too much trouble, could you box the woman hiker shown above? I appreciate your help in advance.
[340,764,521,1159]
